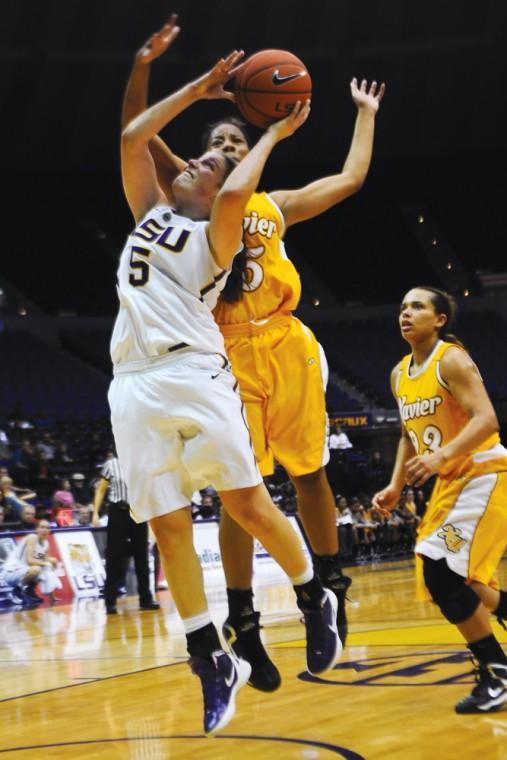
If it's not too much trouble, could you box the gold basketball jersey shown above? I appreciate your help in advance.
[396,340,500,477]
[213,192,301,327]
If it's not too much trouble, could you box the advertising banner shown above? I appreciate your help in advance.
[54,531,105,597]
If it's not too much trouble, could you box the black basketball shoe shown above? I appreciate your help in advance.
[222,610,281,692]
[299,588,342,675]
[316,558,352,646]
[455,660,507,714]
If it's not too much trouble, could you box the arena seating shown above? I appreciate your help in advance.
[0,331,109,419]
[316,310,507,406]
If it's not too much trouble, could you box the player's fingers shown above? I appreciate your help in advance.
[360,78,367,91]
[229,61,245,78]
[289,99,302,117]
[369,80,377,96]
[163,24,180,42]
[224,49,243,68]
[377,82,386,101]
[299,99,311,121]
[226,51,244,75]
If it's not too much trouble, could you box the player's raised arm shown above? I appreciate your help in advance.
[121,51,243,223]
[208,100,310,270]
[122,15,186,204]
[270,79,385,229]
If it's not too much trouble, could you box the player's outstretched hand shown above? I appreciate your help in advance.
[192,51,245,101]
[371,484,400,517]
[136,14,181,64]
[267,99,311,141]
[350,78,386,112]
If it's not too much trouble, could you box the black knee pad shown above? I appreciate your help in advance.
[422,556,480,624]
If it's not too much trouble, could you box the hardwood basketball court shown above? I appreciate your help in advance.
[1,559,506,759]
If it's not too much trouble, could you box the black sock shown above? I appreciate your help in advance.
[315,553,342,572]
[294,575,324,609]
[186,623,221,660]
[468,634,507,665]
[495,590,507,620]
[226,588,255,620]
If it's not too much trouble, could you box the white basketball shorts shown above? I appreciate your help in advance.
[109,352,262,522]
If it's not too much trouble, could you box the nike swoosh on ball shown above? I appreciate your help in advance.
[271,70,305,85]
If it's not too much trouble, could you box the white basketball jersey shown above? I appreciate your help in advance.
[5,536,47,568]
[111,205,232,366]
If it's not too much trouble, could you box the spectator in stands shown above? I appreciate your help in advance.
[200,494,217,519]
[31,450,56,498]
[36,432,56,461]
[0,476,36,521]
[53,478,75,506]
[0,505,5,531]
[76,505,92,526]
[0,426,9,458]
[335,496,354,561]
[71,473,93,506]
[404,488,418,517]
[53,441,74,466]
[329,425,353,450]
[11,439,38,485]
[17,504,37,531]
[370,502,390,557]
[350,498,371,558]
[92,452,159,614]
[3,519,62,605]
[52,478,75,527]
[395,499,418,551]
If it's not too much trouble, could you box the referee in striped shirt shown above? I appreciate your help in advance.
[93,450,159,614]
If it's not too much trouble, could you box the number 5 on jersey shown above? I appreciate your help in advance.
[129,246,151,288]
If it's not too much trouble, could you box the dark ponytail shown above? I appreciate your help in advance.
[221,248,248,303]
[203,117,252,304]
[415,285,466,349]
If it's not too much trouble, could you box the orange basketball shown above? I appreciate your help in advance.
[234,49,312,129]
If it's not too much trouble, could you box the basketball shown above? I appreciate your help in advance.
[234,49,312,129]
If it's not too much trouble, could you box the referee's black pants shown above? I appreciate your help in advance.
[104,505,153,606]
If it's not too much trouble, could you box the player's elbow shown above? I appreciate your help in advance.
[345,172,365,194]
[216,185,248,209]
[121,123,144,150]
[486,411,500,436]
[475,408,500,437]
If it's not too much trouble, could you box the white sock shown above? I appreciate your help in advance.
[181,610,213,635]
[290,563,314,586]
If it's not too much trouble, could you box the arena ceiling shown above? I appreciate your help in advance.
[3,0,507,171]
[1,0,507,312]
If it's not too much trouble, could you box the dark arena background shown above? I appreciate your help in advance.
[1,2,507,758]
